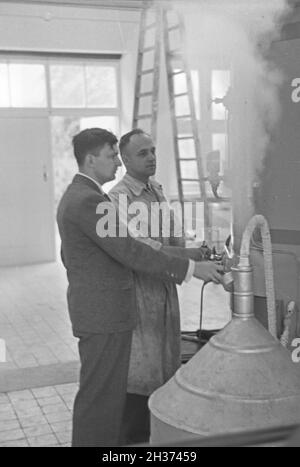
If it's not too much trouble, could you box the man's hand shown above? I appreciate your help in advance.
[183,245,212,261]
[193,261,224,284]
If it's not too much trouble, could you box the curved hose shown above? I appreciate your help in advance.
[239,215,277,338]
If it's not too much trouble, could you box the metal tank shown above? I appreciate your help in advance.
[149,215,300,443]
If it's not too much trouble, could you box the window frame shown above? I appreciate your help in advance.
[0,53,121,121]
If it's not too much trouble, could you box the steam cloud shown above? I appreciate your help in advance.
[169,0,291,248]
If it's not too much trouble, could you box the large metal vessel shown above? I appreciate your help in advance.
[149,216,300,443]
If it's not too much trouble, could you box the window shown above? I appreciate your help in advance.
[0,58,119,110]
[50,65,85,108]
[86,66,117,108]
[0,62,47,107]
[50,64,117,108]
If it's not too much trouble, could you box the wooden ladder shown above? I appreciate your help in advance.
[133,5,211,239]
[132,6,161,144]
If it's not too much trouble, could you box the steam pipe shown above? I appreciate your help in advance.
[238,214,277,338]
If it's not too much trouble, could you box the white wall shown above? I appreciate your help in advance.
[0,2,137,53]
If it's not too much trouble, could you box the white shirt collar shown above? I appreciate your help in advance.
[77,172,104,194]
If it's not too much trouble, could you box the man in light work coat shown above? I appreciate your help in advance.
[57,128,222,447]
[109,129,208,444]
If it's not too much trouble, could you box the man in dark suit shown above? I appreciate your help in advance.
[57,128,223,447]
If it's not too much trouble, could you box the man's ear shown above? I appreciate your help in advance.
[86,153,94,167]
[122,153,129,166]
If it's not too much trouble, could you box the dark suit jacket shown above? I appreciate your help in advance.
[57,174,189,335]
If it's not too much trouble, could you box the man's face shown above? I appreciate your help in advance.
[92,143,121,185]
[124,133,156,180]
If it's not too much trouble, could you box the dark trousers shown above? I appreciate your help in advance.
[121,393,150,445]
[72,331,132,447]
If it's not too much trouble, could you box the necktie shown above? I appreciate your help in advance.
[103,193,111,201]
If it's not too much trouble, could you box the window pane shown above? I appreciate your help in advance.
[50,65,85,108]
[0,63,10,106]
[86,66,117,108]
[9,64,46,107]
[211,70,230,120]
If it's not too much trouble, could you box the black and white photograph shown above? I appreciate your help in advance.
[0,0,300,449]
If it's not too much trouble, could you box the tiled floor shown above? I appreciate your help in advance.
[0,262,77,371]
[0,383,77,447]
[0,261,231,447]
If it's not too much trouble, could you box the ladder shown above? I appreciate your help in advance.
[132,7,161,143]
[162,8,209,229]
[132,5,211,239]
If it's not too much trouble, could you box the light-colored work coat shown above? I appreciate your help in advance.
[109,173,184,395]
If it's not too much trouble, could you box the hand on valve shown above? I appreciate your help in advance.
[193,261,224,284]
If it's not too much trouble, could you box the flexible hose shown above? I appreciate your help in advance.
[239,215,277,338]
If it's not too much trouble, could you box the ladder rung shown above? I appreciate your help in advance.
[180,178,202,182]
[140,68,154,75]
[178,158,197,162]
[168,24,180,32]
[206,197,230,203]
[174,92,188,98]
[176,114,192,119]
[137,114,152,120]
[137,91,153,98]
[171,70,184,76]
[145,22,156,30]
[142,46,155,53]
[168,50,182,57]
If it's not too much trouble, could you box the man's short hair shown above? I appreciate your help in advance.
[119,128,150,158]
[72,128,118,166]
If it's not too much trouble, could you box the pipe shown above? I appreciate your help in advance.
[280,301,298,348]
[238,214,277,338]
